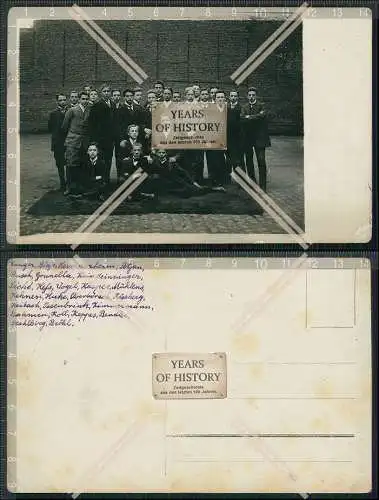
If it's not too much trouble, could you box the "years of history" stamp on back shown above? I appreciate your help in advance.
[152,352,227,399]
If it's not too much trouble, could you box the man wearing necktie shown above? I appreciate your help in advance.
[118,143,155,199]
[141,90,157,153]
[83,142,106,200]
[241,86,271,191]
[118,124,148,183]
[111,88,124,180]
[87,83,114,184]
[48,92,68,191]
[120,88,144,142]
[61,91,90,197]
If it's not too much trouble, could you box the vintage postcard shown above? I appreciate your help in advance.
[6,5,372,244]
[7,257,372,493]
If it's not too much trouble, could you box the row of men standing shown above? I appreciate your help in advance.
[48,81,271,196]
[48,84,149,196]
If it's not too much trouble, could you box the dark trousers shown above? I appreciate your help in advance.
[99,143,114,184]
[167,165,197,191]
[151,164,199,195]
[182,150,203,183]
[113,137,122,178]
[53,145,66,189]
[65,145,87,194]
[85,178,106,199]
[245,146,267,191]
[207,150,229,186]
[227,141,243,170]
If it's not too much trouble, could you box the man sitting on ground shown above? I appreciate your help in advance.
[119,143,155,200]
[119,123,146,155]
[149,149,205,197]
[83,142,106,201]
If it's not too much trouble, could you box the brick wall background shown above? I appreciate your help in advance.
[19,20,303,134]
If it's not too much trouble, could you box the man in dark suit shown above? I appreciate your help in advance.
[83,142,106,200]
[48,92,68,191]
[120,88,145,139]
[119,142,150,180]
[227,89,243,172]
[141,90,157,152]
[111,88,124,180]
[241,86,271,191]
[118,124,149,183]
[149,149,205,196]
[87,83,114,184]
[119,143,155,199]
[61,91,91,197]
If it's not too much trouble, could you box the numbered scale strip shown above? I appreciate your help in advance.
[7,8,19,246]
[6,266,17,493]
[6,5,375,22]
[5,253,376,270]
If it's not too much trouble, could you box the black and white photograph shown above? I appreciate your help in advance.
[7,6,372,244]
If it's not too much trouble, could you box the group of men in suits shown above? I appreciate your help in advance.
[48,80,271,200]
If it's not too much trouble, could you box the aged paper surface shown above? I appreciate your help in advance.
[8,257,371,493]
[7,7,372,244]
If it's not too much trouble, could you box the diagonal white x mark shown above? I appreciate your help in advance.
[231,3,308,85]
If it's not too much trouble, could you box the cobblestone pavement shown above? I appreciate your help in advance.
[18,134,304,238]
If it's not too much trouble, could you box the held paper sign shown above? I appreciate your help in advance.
[152,352,227,399]
[152,102,227,150]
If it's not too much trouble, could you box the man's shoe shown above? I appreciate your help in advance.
[212,185,226,192]
[193,182,205,189]
[83,189,97,197]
